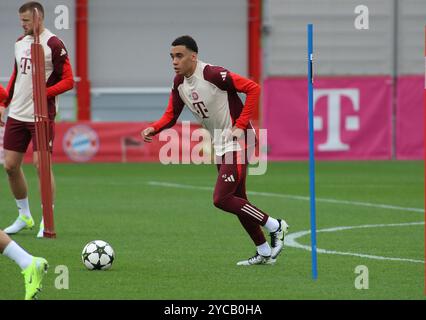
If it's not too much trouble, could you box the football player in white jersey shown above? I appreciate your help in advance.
[142,35,289,266]
[0,2,74,238]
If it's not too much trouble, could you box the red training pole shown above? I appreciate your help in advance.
[76,0,91,121]
[31,8,56,238]
[248,0,261,122]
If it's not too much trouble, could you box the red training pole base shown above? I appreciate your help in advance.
[43,230,57,239]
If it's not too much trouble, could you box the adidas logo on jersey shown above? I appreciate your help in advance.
[222,174,235,182]
[60,48,67,56]
[220,72,227,81]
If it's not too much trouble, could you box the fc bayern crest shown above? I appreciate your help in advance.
[191,91,199,100]
[63,125,99,162]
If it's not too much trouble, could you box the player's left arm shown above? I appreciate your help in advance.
[228,72,260,131]
[46,37,74,97]
[204,66,260,139]
[204,65,260,127]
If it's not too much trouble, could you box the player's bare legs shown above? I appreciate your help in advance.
[33,151,56,237]
[3,149,35,234]
[4,150,28,199]
[0,229,48,300]
[0,229,12,252]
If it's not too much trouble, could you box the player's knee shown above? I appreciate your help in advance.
[213,197,221,209]
[3,161,20,176]
[213,194,230,210]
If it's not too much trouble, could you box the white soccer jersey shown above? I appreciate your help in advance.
[152,60,260,156]
[4,28,73,122]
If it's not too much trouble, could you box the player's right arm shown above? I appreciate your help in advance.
[0,84,7,102]
[142,77,185,143]
[0,84,7,126]
[0,64,18,126]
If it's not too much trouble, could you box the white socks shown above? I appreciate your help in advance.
[2,241,33,270]
[257,242,272,257]
[16,198,32,218]
[37,218,45,238]
[264,217,280,233]
[255,217,282,257]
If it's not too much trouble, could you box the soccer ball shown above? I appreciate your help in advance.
[81,240,115,270]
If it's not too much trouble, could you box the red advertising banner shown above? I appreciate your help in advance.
[396,76,424,160]
[18,121,206,163]
[0,76,419,164]
[263,77,393,160]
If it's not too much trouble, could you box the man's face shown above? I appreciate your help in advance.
[19,10,42,36]
[170,45,197,77]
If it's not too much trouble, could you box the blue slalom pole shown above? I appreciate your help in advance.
[307,24,318,280]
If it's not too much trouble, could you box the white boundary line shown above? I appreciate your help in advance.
[148,181,424,213]
[148,181,424,264]
[285,222,425,264]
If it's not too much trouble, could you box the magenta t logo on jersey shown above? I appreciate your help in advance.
[20,57,32,75]
[193,101,209,119]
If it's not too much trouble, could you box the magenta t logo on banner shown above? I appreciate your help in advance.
[313,89,360,152]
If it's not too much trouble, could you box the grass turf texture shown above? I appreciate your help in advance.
[0,161,424,299]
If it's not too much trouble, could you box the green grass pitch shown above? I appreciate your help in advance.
[0,161,424,299]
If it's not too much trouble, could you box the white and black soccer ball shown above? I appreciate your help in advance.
[82,240,115,270]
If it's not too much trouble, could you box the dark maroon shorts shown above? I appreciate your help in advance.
[3,117,55,153]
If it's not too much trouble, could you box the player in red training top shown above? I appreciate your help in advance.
[0,2,74,238]
[142,35,289,266]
